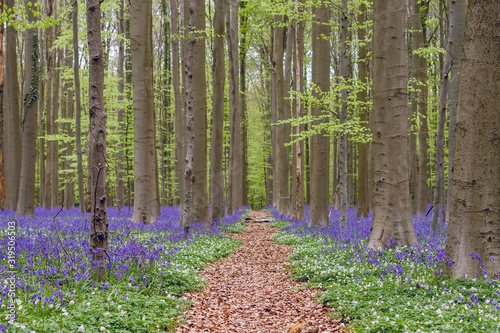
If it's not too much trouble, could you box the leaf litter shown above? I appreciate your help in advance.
[176,211,350,333]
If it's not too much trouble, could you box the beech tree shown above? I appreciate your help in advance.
[17,0,39,216]
[308,1,330,227]
[445,0,500,278]
[210,0,226,220]
[3,0,22,211]
[130,0,159,223]
[367,0,418,248]
[87,0,108,281]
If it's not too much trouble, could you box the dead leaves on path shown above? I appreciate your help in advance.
[176,212,349,333]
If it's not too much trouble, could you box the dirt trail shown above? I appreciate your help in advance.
[176,211,348,333]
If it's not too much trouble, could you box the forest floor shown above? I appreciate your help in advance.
[175,211,350,333]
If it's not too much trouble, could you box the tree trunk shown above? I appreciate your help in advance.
[227,0,243,214]
[191,0,208,222]
[87,0,108,282]
[309,2,330,227]
[294,0,305,221]
[116,0,125,208]
[0,0,4,210]
[284,23,293,216]
[51,11,61,208]
[73,0,85,213]
[170,0,182,208]
[367,0,418,248]
[130,0,159,223]
[338,0,349,227]
[416,2,429,215]
[240,0,248,207]
[17,0,39,216]
[210,0,226,220]
[3,0,22,210]
[356,2,369,217]
[445,0,466,223]
[64,48,75,209]
[445,0,500,278]
[431,0,457,231]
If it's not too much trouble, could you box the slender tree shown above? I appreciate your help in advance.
[87,0,108,282]
[227,0,243,214]
[367,0,418,248]
[130,0,159,223]
[191,0,208,222]
[210,0,226,220]
[445,0,466,223]
[356,2,369,218]
[338,0,349,226]
[73,0,85,212]
[116,0,125,208]
[0,0,4,210]
[445,0,500,278]
[309,1,330,226]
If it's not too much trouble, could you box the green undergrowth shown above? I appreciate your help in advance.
[271,220,500,333]
[12,234,240,333]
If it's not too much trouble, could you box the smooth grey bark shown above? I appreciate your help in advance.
[210,0,225,220]
[445,0,466,223]
[338,0,349,227]
[17,0,39,216]
[116,0,125,208]
[73,0,85,213]
[63,49,75,209]
[4,0,22,211]
[284,23,293,216]
[51,8,61,208]
[294,0,305,221]
[240,0,249,207]
[191,0,208,223]
[87,0,108,282]
[308,2,330,227]
[431,0,458,232]
[227,0,243,214]
[367,0,418,248]
[0,0,4,209]
[170,0,182,207]
[445,0,500,278]
[130,0,159,223]
[356,2,369,218]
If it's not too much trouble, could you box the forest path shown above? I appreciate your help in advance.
[175,211,348,333]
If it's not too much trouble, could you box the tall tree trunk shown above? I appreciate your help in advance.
[3,0,22,210]
[191,0,208,222]
[116,0,125,208]
[73,0,85,213]
[309,2,330,227]
[0,0,4,210]
[445,0,500,278]
[227,0,243,214]
[294,0,305,220]
[130,0,159,223]
[431,0,457,231]
[210,0,225,220]
[64,49,75,209]
[38,30,45,208]
[17,0,39,216]
[170,0,182,207]
[51,7,60,208]
[338,0,349,227]
[240,0,248,207]
[87,0,108,282]
[445,0,466,223]
[416,2,429,215]
[367,0,418,248]
[284,23,293,216]
[356,2,369,217]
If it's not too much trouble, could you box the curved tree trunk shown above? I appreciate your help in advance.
[367,0,418,249]
[445,0,500,278]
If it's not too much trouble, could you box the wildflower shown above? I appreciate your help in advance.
[78,325,85,332]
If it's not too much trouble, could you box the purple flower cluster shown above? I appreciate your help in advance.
[0,207,243,321]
